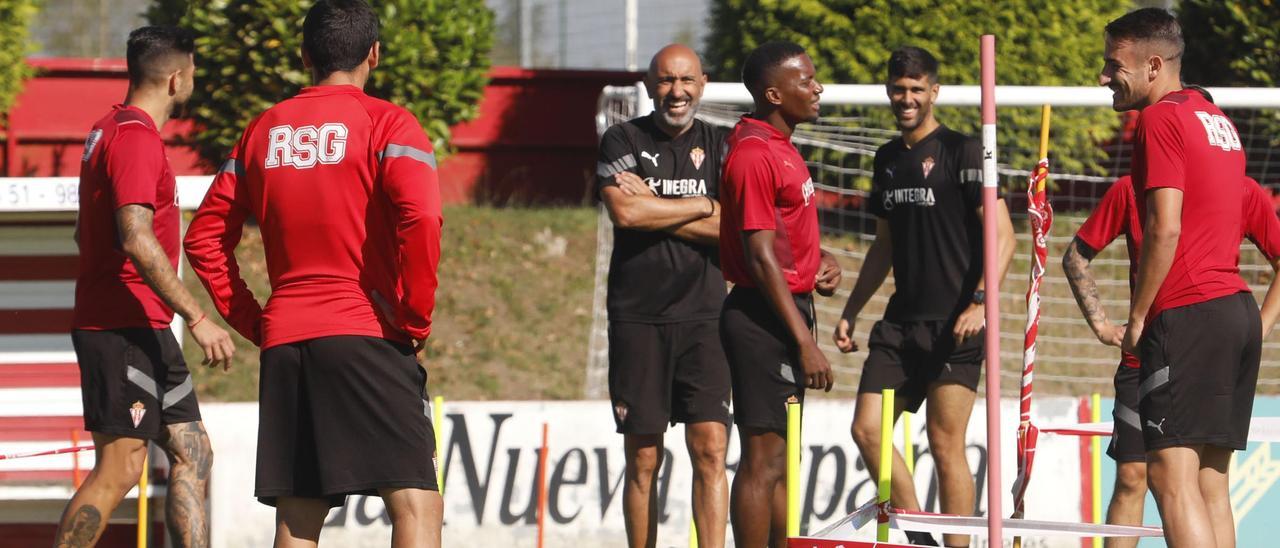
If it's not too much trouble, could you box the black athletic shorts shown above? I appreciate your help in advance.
[1108,364,1145,463]
[858,319,984,413]
[257,335,438,508]
[1138,292,1261,451]
[608,319,731,434]
[719,286,814,433]
[72,328,201,440]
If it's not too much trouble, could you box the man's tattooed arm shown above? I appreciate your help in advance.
[116,204,204,321]
[1062,236,1122,346]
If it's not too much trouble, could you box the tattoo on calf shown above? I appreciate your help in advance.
[164,422,212,548]
[54,505,103,548]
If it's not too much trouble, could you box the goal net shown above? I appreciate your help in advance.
[588,82,1280,399]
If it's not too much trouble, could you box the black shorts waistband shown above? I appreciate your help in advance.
[726,285,815,329]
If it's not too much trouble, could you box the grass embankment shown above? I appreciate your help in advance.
[185,206,1279,402]
[183,205,597,401]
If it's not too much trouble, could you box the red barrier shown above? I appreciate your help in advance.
[2,59,641,204]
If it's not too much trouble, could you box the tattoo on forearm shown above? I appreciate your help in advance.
[54,505,102,547]
[1063,238,1109,330]
[118,206,198,319]
[163,421,212,548]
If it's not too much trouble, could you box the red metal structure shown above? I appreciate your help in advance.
[1,59,641,204]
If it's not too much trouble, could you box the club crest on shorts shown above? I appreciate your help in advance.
[613,401,629,424]
[921,155,936,179]
[689,146,706,170]
[129,401,146,428]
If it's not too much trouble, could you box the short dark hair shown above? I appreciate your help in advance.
[125,26,194,85]
[741,41,808,99]
[1104,7,1183,58]
[887,46,938,83]
[303,0,380,78]
[1185,84,1213,104]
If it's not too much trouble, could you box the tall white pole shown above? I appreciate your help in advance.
[980,34,1004,548]
[624,0,638,71]
[520,0,533,68]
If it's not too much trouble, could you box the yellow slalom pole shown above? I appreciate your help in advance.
[1038,105,1052,190]
[877,389,894,543]
[689,517,698,548]
[433,395,445,495]
[1091,393,1102,548]
[786,399,802,538]
[903,412,914,475]
[136,446,148,548]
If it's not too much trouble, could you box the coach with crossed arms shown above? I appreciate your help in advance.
[596,44,731,548]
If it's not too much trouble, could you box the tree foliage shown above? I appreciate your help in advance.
[1180,0,1280,147]
[0,0,40,117]
[147,0,493,168]
[705,0,1130,178]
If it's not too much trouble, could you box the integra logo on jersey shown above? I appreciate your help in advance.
[81,129,103,162]
[881,187,936,211]
[645,177,707,197]
[265,123,349,169]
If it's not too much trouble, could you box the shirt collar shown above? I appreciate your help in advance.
[114,104,158,132]
[296,84,366,98]
[738,115,787,141]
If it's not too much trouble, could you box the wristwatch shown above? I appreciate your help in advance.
[972,289,986,305]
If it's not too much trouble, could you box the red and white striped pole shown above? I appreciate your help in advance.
[980,34,1004,548]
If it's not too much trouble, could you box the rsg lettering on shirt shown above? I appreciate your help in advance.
[881,187,936,211]
[265,123,349,169]
[644,177,708,197]
[1194,111,1242,152]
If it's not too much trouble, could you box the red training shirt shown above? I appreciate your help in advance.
[74,105,180,330]
[720,116,820,294]
[1132,89,1249,318]
[184,85,443,349]
[1076,175,1280,368]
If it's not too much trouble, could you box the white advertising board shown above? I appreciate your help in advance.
[204,397,1088,547]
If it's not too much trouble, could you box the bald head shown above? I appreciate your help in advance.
[648,44,703,78]
[644,44,708,136]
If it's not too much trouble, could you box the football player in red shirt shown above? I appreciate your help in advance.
[184,1,443,546]
[719,41,841,548]
[59,26,234,548]
[1065,173,1280,548]
[1102,9,1257,547]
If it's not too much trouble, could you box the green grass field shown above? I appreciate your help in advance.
[182,205,597,402]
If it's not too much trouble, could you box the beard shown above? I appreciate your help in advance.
[893,103,931,131]
[1109,85,1141,112]
[659,109,694,128]
[658,99,699,129]
[170,92,194,119]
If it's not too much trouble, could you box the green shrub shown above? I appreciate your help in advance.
[0,0,40,117]
[148,0,493,168]
[705,0,1130,179]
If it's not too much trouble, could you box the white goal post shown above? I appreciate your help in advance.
[588,82,1280,399]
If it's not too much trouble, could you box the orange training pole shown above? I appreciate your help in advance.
[71,429,83,489]
[537,423,549,548]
